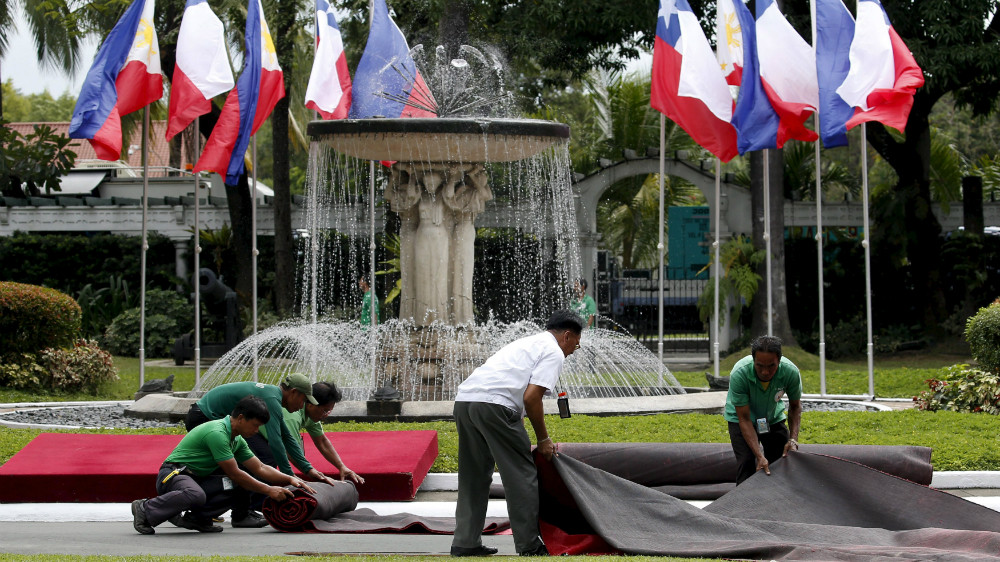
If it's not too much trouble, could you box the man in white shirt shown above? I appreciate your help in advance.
[451,310,583,557]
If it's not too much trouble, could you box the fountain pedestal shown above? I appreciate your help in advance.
[387,163,492,326]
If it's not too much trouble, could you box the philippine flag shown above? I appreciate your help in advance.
[194,0,285,185]
[650,0,737,162]
[69,0,162,161]
[348,0,435,119]
[716,0,743,89]
[165,0,234,141]
[305,0,352,119]
[756,0,819,146]
[727,0,780,154]
[820,0,924,139]
[815,0,857,147]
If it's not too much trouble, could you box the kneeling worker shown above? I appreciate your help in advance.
[724,335,803,485]
[451,310,583,557]
[276,381,365,485]
[132,396,316,534]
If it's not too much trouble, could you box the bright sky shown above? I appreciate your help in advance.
[2,10,99,95]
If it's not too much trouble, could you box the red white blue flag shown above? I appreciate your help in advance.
[194,0,284,184]
[305,0,352,119]
[69,0,163,161]
[165,0,234,141]
[817,0,923,145]
[755,0,819,146]
[348,0,435,119]
[650,0,738,162]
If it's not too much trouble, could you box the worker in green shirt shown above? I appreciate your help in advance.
[723,336,803,485]
[277,381,365,485]
[132,396,315,534]
[570,279,597,329]
[359,275,379,327]
[185,374,332,489]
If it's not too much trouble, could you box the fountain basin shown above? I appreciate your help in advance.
[307,118,570,162]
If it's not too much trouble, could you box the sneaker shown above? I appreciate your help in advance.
[231,511,269,528]
[131,499,155,535]
[171,512,223,533]
[450,545,499,557]
[518,544,549,556]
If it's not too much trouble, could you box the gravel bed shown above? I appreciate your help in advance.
[798,400,882,412]
[0,405,182,429]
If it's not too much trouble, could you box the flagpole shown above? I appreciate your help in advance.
[763,148,772,337]
[861,122,874,397]
[657,114,665,389]
[252,134,259,383]
[713,158,721,378]
[139,106,150,389]
[810,0,826,396]
[369,159,378,388]
[194,117,202,389]
[310,155,319,382]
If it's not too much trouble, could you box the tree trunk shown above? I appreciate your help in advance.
[270,0,297,317]
[224,173,255,308]
[750,148,799,346]
[168,135,182,175]
[866,90,948,331]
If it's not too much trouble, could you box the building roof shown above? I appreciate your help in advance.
[7,121,199,171]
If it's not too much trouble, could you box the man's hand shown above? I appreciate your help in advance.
[339,467,365,485]
[266,486,294,501]
[782,438,799,458]
[289,477,316,495]
[537,438,556,460]
[756,455,770,475]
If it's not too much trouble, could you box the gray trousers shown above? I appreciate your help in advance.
[452,401,544,553]
[144,464,251,527]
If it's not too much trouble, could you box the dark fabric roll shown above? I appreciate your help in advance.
[304,508,511,534]
[538,451,1000,561]
[263,481,359,532]
[554,442,933,486]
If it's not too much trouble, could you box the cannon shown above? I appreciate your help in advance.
[172,268,242,365]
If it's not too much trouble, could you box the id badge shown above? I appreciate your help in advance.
[756,417,770,434]
[222,476,233,491]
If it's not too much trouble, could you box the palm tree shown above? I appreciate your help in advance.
[731,140,859,202]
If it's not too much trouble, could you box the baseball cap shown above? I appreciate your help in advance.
[284,373,318,405]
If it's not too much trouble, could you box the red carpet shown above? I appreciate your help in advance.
[0,430,438,503]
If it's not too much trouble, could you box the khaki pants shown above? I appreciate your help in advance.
[452,401,544,554]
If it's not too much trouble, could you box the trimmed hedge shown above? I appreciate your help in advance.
[0,282,80,354]
[967,302,1000,372]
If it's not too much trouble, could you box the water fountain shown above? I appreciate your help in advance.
[126,44,721,422]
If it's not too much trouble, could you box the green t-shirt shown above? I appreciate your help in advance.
[571,295,597,327]
[361,290,379,326]
[261,407,325,448]
[195,381,313,475]
[165,416,254,477]
[723,355,803,426]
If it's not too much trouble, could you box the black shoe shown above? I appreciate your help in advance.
[451,545,499,557]
[231,511,269,528]
[131,499,155,535]
[519,544,549,556]
[171,512,223,533]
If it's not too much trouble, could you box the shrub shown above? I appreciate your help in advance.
[146,288,193,333]
[0,353,48,389]
[105,309,178,358]
[38,340,118,393]
[966,302,1000,372]
[0,282,80,354]
[914,364,1000,414]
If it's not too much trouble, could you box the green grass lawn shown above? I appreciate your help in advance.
[0,357,197,403]
[3,410,998,472]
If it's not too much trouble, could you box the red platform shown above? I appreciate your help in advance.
[0,430,438,503]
